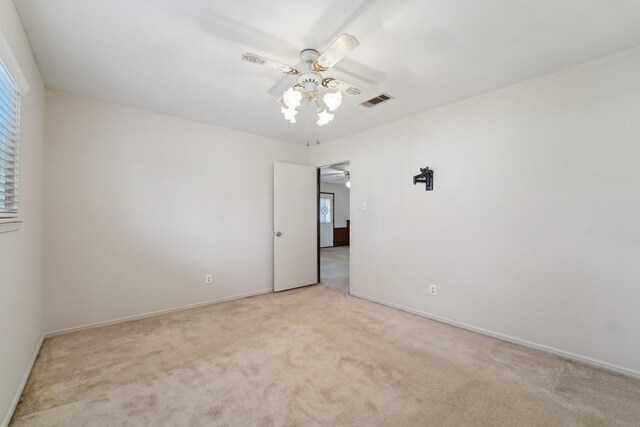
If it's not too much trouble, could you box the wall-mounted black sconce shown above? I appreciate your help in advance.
[413,167,433,191]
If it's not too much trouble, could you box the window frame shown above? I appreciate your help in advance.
[0,56,22,233]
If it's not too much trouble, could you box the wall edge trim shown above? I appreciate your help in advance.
[2,334,44,427]
[350,291,640,380]
[44,289,273,338]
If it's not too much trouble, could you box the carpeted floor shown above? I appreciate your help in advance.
[12,286,640,426]
[320,246,349,294]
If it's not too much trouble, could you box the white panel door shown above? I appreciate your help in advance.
[274,162,318,292]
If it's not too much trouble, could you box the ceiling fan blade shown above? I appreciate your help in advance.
[313,34,360,71]
[241,53,299,75]
[322,78,362,96]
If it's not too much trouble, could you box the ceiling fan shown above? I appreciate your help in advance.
[322,169,351,187]
[241,34,363,126]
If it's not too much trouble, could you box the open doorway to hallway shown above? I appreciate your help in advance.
[319,162,350,293]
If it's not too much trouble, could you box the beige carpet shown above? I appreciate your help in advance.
[12,286,640,426]
[320,246,349,294]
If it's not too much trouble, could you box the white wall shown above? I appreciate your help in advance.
[0,0,45,424]
[320,182,350,228]
[44,91,307,332]
[310,48,640,375]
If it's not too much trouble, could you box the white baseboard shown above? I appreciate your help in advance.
[3,289,272,426]
[350,292,640,380]
[2,334,44,427]
[8,289,635,427]
[44,289,272,338]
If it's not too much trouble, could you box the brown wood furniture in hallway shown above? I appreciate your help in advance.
[333,220,350,246]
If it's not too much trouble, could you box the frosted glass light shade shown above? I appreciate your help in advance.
[316,109,334,126]
[323,91,342,111]
[283,87,302,109]
[281,106,298,123]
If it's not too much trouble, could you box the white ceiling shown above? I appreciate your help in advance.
[320,162,350,184]
[14,0,640,144]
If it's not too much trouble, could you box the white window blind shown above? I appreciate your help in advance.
[0,59,21,217]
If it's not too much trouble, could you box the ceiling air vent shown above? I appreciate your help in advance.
[360,93,393,108]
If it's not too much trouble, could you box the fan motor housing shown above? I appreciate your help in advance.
[300,49,320,65]
[298,71,322,99]
[298,72,322,87]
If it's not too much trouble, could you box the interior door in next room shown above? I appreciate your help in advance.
[273,162,319,292]
[319,192,334,248]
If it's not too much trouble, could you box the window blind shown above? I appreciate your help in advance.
[0,59,21,216]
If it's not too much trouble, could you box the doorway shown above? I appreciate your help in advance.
[318,162,351,294]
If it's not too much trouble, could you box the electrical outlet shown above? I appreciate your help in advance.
[429,284,437,295]
[205,274,213,284]
[361,202,367,210]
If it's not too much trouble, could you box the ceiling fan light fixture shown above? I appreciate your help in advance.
[281,106,298,123]
[242,34,363,128]
[283,87,302,109]
[323,91,342,111]
[316,109,334,126]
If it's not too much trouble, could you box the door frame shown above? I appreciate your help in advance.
[317,160,351,286]
[317,168,320,283]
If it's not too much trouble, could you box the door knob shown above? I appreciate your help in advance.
[274,231,282,237]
